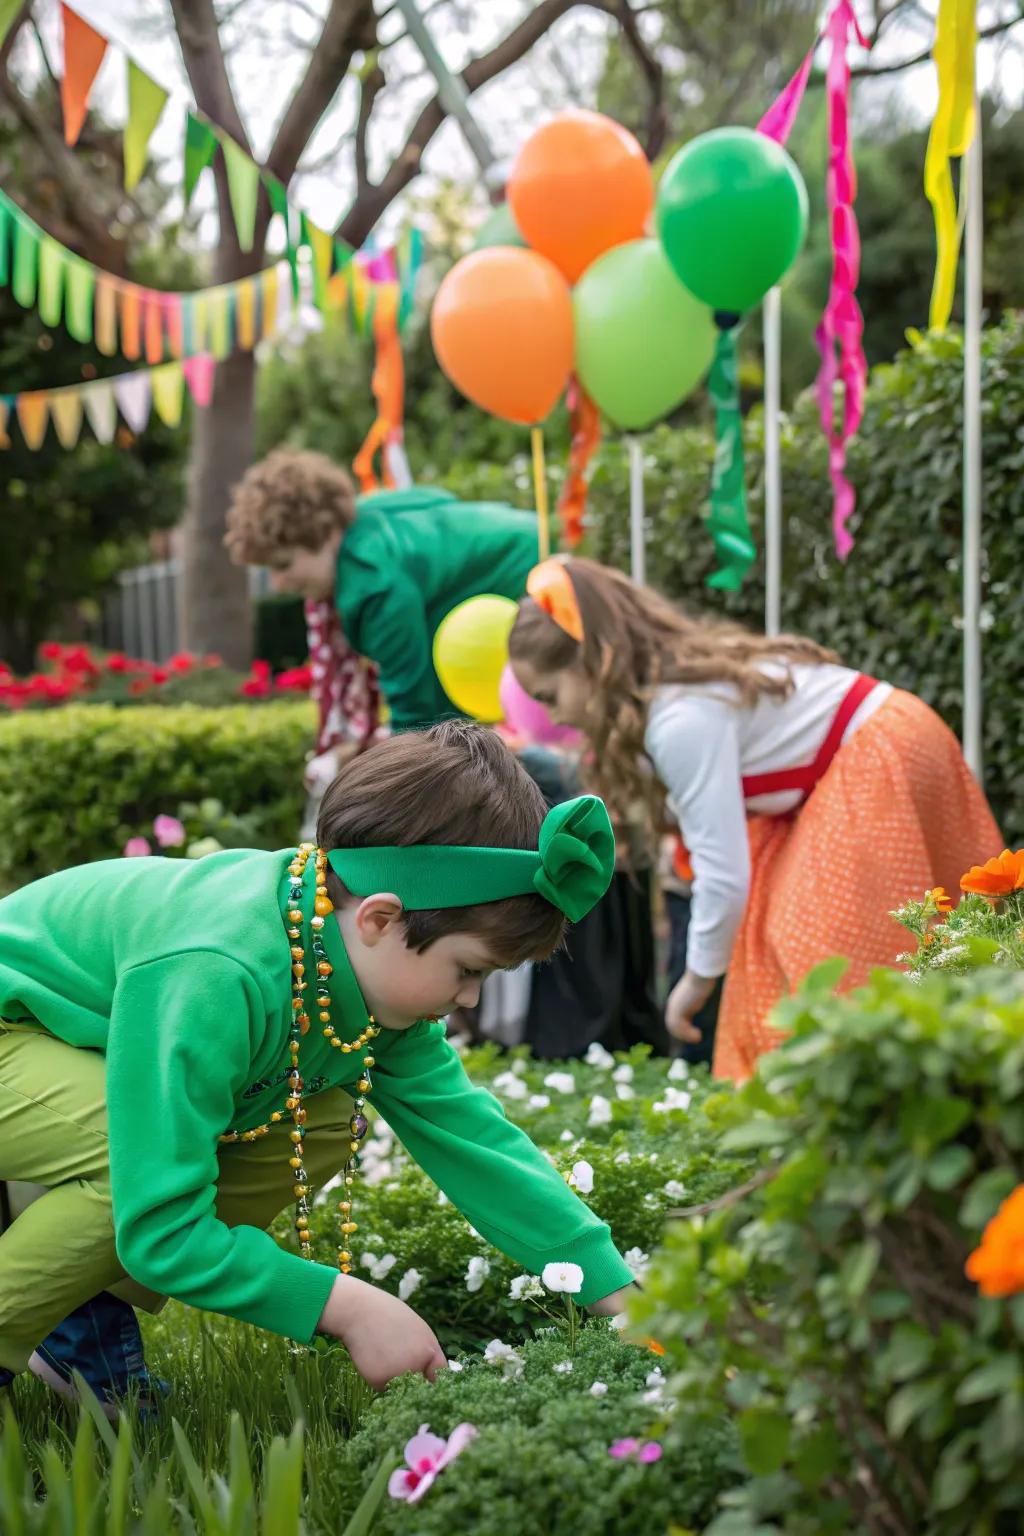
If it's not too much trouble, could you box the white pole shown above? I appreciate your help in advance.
[628,437,646,585]
[962,105,983,783]
[763,285,783,636]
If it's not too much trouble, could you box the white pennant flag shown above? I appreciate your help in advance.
[83,381,117,444]
[113,370,152,433]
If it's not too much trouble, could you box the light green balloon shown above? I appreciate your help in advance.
[472,202,526,251]
[572,238,716,430]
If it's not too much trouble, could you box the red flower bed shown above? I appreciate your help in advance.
[0,644,312,710]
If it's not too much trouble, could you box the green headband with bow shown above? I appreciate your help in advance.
[326,796,614,924]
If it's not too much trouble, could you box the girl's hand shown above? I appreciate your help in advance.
[303,742,358,796]
[317,1274,447,1390]
[665,970,717,1044]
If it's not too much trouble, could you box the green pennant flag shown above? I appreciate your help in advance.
[65,257,95,343]
[265,174,299,299]
[184,112,217,205]
[11,208,39,309]
[37,235,64,327]
[0,0,22,50]
[124,59,168,191]
[704,323,756,592]
[0,195,10,288]
[221,135,259,253]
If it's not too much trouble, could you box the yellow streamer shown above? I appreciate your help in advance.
[16,392,50,450]
[235,277,256,349]
[49,389,84,448]
[150,362,185,428]
[531,426,551,562]
[924,0,977,331]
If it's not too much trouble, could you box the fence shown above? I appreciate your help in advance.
[100,560,270,662]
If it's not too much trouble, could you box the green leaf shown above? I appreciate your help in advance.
[955,1356,1022,1405]
[959,1167,1020,1229]
[339,1450,401,1536]
[932,1455,976,1511]
[880,1324,934,1383]
[792,1424,841,1490]
[924,1143,974,1190]
[738,1408,791,1477]
[839,1238,881,1302]
[720,1118,792,1152]
[798,957,850,996]
[886,1377,945,1438]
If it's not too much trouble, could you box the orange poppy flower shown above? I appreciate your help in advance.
[959,849,1024,898]
[965,1184,1024,1299]
[646,1337,666,1356]
[927,887,953,913]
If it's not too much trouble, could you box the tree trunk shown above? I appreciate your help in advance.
[180,347,258,667]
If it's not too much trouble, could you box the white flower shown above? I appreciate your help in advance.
[610,1312,629,1330]
[624,1246,649,1280]
[584,1042,615,1070]
[372,1119,393,1141]
[643,1193,660,1209]
[587,1094,613,1127]
[649,1153,659,1162]
[612,1064,633,1084]
[542,1260,584,1295]
[613,1150,631,1165]
[483,1339,523,1379]
[509,1273,545,1302]
[589,1380,609,1397]
[511,1058,528,1076]
[398,1267,422,1301]
[492,1070,529,1101]
[616,1083,635,1101]
[446,1359,464,1372]
[528,1094,551,1110]
[559,1129,575,1143]
[465,1256,491,1293]
[642,1386,665,1404]
[568,1160,594,1196]
[365,1252,397,1281]
[663,1179,687,1200]
[667,1057,691,1082]
[552,1361,573,1374]
[646,1367,665,1388]
[437,1190,449,1206]
[653,1085,692,1115]
[544,1072,576,1095]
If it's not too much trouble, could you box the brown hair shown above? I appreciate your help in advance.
[508,557,837,831]
[223,448,356,565]
[317,721,566,966]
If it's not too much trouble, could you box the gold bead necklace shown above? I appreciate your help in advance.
[219,842,380,1273]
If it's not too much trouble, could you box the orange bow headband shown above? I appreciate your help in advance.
[526,558,584,643]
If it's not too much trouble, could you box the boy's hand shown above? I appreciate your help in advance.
[587,1283,639,1317]
[317,1274,447,1390]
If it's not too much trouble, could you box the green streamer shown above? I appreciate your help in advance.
[65,258,95,343]
[705,323,756,591]
[11,210,38,309]
[37,236,64,328]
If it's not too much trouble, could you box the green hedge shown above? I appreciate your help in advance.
[0,701,314,888]
[445,315,1024,842]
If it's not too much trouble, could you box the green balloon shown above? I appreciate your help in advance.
[572,238,716,431]
[656,127,809,315]
[472,202,526,251]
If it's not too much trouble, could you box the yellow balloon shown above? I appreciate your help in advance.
[433,595,518,722]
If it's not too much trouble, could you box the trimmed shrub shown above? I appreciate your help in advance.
[0,701,314,887]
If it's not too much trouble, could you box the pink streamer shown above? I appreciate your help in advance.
[814,0,868,561]
[757,42,817,145]
[182,353,216,408]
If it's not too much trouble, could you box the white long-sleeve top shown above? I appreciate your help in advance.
[644,662,892,978]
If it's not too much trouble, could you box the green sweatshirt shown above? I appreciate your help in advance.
[338,487,540,731]
[0,850,632,1344]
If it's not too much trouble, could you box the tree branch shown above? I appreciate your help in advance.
[169,0,251,152]
[598,0,667,159]
[833,11,1024,81]
[353,58,386,198]
[265,0,376,185]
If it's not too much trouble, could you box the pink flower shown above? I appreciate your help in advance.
[387,1423,478,1504]
[153,815,186,848]
[607,1438,662,1464]
[123,837,152,858]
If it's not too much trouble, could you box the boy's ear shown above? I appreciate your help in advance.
[352,894,405,947]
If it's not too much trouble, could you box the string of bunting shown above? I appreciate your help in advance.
[0,353,216,452]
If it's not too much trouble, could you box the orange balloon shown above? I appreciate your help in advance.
[431,247,574,425]
[509,110,655,284]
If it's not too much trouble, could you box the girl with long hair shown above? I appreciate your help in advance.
[508,557,1002,1081]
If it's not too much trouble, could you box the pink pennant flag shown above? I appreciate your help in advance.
[814,0,869,561]
[182,353,216,408]
[758,42,817,146]
[364,247,398,284]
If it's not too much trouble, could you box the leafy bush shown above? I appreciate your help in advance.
[0,701,314,888]
[634,962,1024,1535]
[894,849,1024,979]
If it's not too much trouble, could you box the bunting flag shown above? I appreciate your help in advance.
[925,0,977,331]
[557,378,601,548]
[124,60,168,192]
[184,112,218,205]
[705,323,756,591]
[301,213,334,310]
[0,356,215,452]
[222,135,260,252]
[60,4,108,146]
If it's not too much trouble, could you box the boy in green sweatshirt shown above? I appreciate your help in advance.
[0,723,634,1414]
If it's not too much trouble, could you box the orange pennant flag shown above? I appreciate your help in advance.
[143,290,164,364]
[16,392,50,450]
[119,284,141,360]
[60,4,108,147]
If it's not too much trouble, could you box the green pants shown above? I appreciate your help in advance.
[0,1023,354,1374]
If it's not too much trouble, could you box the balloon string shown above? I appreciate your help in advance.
[531,425,551,560]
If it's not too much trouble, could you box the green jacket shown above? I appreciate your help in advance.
[0,850,631,1343]
[337,487,539,731]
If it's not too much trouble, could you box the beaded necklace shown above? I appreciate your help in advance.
[219,842,380,1275]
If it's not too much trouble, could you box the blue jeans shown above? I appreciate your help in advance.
[0,1289,163,1404]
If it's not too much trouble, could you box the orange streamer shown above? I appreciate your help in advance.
[353,289,404,494]
[557,377,602,548]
